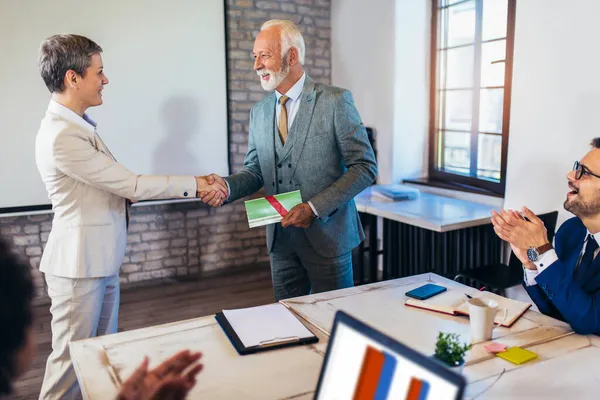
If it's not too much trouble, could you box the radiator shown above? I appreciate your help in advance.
[382,220,503,280]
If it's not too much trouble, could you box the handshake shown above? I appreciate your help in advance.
[193,174,316,228]
[195,174,228,207]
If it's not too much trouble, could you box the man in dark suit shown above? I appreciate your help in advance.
[492,138,600,334]
[204,20,377,300]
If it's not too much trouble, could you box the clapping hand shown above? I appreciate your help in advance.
[117,350,203,400]
[491,207,548,270]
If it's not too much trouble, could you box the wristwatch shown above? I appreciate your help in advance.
[527,243,553,262]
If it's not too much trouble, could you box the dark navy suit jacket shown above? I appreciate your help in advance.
[525,217,600,334]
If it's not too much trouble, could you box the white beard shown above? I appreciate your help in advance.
[257,63,290,91]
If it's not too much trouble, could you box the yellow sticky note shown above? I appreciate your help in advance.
[495,347,537,365]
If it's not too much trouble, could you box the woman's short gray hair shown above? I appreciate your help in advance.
[38,34,102,93]
[261,20,305,65]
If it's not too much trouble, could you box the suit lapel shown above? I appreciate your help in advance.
[572,231,590,281]
[261,94,277,189]
[291,77,317,178]
[578,239,600,284]
[94,131,117,162]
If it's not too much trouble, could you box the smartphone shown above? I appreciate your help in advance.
[405,283,447,300]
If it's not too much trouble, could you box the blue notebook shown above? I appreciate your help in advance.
[372,184,419,201]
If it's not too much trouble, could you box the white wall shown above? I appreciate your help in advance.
[503,0,600,228]
[332,0,431,185]
[392,0,430,184]
[331,0,396,184]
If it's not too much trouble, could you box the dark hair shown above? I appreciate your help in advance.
[591,138,600,149]
[38,34,103,93]
[0,237,35,395]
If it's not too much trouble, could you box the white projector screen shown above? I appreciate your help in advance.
[0,0,229,211]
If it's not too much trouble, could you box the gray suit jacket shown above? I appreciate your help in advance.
[225,76,378,257]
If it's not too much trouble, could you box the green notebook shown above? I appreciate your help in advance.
[244,190,303,228]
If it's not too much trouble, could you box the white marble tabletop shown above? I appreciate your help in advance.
[355,186,499,232]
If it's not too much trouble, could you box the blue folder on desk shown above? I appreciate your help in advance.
[372,184,419,201]
[215,303,318,355]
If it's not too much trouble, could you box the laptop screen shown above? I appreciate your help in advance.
[315,312,465,400]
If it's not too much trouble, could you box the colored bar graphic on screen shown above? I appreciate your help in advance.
[405,377,430,400]
[353,346,397,400]
[374,352,397,400]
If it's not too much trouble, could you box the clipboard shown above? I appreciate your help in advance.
[215,310,319,355]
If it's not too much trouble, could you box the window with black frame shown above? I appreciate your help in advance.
[429,0,516,196]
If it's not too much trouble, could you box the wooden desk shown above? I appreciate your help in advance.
[71,274,588,399]
[283,273,599,399]
[281,273,572,366]
[464,334,600,399]
[70,315,327,399]
[354,187,502,283]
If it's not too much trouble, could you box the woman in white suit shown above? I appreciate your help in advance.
[35,34,225,399]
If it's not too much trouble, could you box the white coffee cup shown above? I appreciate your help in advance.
[467,297,508,343]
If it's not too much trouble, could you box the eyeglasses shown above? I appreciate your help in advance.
[573,161,600,180]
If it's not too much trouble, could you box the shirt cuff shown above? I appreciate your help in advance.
[224,179,231,201]
[523,267,539,286]
[307,201,319,218]
[534,249,558,276]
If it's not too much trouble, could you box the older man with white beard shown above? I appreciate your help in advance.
[204,20,378,301]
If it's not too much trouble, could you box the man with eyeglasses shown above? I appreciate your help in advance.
[491,138,600,334]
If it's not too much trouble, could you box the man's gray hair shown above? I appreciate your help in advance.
[261,19,305,65]
[38,34,102,93]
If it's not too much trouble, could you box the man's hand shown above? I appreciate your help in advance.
[491,208,547,270]
[196,175,228,207]
[117,350,203,400]
[281,203,315,228]
[491,207,548,249]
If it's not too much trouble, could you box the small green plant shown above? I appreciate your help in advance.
[434,332,471,367]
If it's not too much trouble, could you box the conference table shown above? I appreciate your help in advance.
[354,186,502,284]
[70,273,598,399]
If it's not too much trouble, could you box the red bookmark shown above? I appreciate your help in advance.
[265,196,289,217]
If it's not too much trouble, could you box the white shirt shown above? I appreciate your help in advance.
[48,99,97,133]
[524,230,600,286]
[274,72,305,131]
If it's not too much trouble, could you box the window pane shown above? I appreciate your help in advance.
[443,90,473,131]
[477,134,502,180]
[438,5,446,48]
[479,88,504,133]
[438,50,446,89]
[442,45,474,89]
[482,0,508,41]
[481,40,506,87]
[442,131,471,175]
[437,91,444,130]
[441,0,465,6]
[442,1,476,48]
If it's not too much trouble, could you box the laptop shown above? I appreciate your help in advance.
[314,311,466,400]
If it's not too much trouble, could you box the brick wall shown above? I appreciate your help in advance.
[0,0,331,300]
